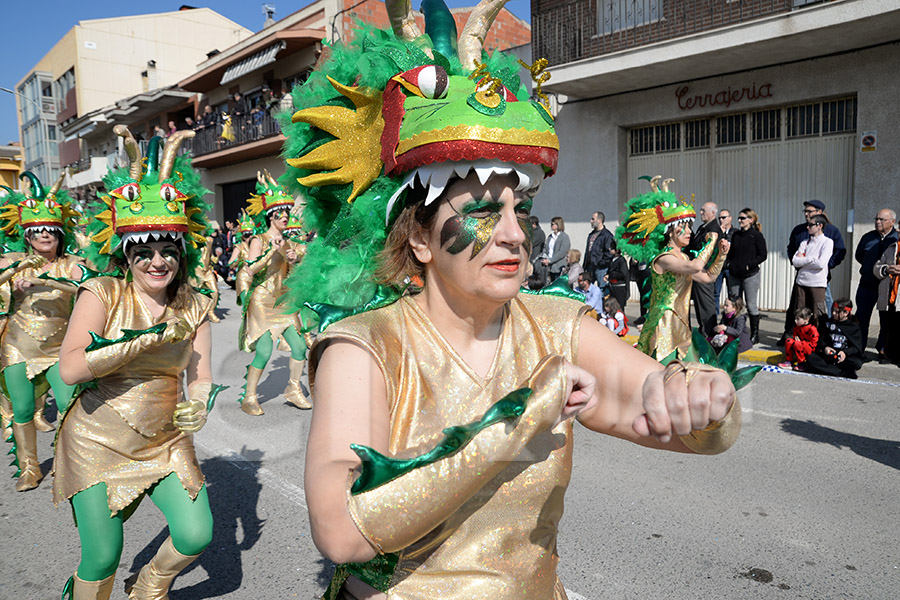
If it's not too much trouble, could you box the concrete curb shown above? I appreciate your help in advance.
[620,335,784,364]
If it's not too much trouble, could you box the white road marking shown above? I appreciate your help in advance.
[742,407,873,425]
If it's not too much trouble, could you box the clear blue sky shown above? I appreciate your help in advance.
[0,0,531,146]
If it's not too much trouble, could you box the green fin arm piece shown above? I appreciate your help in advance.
[61,574,73,600]
[85,323,166,353]
[206,384,228,413]
[349,388,531,495]
[305,285,403,334]
[688,236,718,266]
[192,285,215,299]
[519,274,587,303]
[36,264,121,287]
[688,328,762,390]
[325,552,402,598]
[0,260,21,275]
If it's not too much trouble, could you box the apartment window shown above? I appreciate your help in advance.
[716,114,746,146]
[598,0,663,35]
[684,119,710,149]
[786,103,820,138]
[55,68,75,111]
[654,123,680,153]
[282,69,311,93]
[630,125,654,155]
[751,109,780,142]
[822,97,857,134]
[47,125,57,141]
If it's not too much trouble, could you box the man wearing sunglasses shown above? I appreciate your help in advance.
[779,200,846,345]
[715,210,735,315]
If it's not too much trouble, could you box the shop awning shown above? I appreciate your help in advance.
[220,41,286,85]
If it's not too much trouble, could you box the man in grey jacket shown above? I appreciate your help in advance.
[874,233,900,363]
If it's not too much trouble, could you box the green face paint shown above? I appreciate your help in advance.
[439,196,534,259]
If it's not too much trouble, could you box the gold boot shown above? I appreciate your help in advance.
[68,573,115,600]
[12,420,43,492]
[33,393,55,432]
[207,310,221,323]
[0,394,12,441]
[283,359,311,410]
[240,365,265,416]
[124,536,201,600]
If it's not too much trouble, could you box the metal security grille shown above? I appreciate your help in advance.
[751,108,781,142]
[630,126,654,155]
[685,119,710,150]
[822,97,858,134]
[654,123,680,153]
[716,114,747,146]
[786,102,821,138]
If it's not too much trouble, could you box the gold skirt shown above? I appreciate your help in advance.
[52,394,204,513]
[241,284,301,352]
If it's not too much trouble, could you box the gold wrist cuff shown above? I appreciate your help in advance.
[679,397,741,455]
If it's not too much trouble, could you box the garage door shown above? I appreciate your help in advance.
[626,97,857,311]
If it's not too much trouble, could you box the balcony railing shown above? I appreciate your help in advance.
[187,110,284,157]
[534,0,796,67]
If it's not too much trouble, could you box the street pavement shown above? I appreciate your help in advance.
[1,286,898,599]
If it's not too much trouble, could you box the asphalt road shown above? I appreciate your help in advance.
[1,286,898,599]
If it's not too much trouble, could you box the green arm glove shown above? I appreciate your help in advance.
[84,320,188,379]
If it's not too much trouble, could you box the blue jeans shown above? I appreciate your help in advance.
[594,268,609,295]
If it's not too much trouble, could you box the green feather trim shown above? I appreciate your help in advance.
[85,323,166,352]
[519,274,586,302]
[350,388,530,494]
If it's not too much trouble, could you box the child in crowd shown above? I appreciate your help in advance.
[601,296,628,337]
[781,307,818,369]
[710,296,752,353]
[804,299,864,379]
[565,249,583,290]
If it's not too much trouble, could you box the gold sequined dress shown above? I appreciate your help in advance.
[52,277,211,513]
[636,249,693,359]
[240,231,304,352]
[192,240,220,315]
[232,240,253,302]
[311,293,589,600]
[0,253,81,379]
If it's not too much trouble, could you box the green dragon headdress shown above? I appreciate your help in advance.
[247,170,295,217]
[615,175,697,264]
[0,171,80,254]
[84,125,211,271]
[280,0,558,317]
[237,209,263,241]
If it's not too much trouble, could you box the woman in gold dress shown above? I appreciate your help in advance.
[238,170,309,415]
[53,128,221,599]
[279,9,746,598]
[0,172,82,492]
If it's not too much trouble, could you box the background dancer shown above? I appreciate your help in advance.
[238,171,309,414]
[0,172,82,492]
[54,127,222,599]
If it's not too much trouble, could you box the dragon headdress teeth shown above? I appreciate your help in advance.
[615,175,698,264]
[0,171,80,236]
[84,125,211,271]
[247,170,295,216]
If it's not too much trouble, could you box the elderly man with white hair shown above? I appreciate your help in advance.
[856,208,898,356]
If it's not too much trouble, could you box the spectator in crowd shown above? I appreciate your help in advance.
[209,225,226,256]
[529,215,546,265]
[183,116,196,131]
[727,208,767,344]
[542,216,570,282]
[583,211,614,291]
[199,105,218,131]
[213,246,231,284]
[780,200,846,344]
[279,88,294,114]
[224,220,237,252]
[605,242,630,310]
[710,296,751,353]
[854,208,897,353]
[873,230,900,363]
[153,125,166,138]
[231,92,250,128]
[780,306,818,370]
[601,296,628,337]
[804,299,864,379]
[564,249,582,289]
[791,214,833,318]
[716,209,735,312]
[165,120,177,137]
[688,201,724,337]
[576,273,604,315]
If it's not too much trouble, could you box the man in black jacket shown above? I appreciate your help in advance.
[780,199,847,344]
[688,201,725,337]
[583,211,614,293]
[854,208,897,353]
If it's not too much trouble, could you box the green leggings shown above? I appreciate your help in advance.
[5,362,76,424]
[250,326,307,369]
[71,473,213,582]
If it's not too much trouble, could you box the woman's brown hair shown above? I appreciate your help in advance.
[374,188,441,288]
[739,208,762,232]
[551,216,565,232]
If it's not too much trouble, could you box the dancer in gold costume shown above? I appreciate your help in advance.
[53,128,223,600]
[237,170,309,415]
[0,172,82,492]
[228,209,260,306]
[278,4,750,598]
[192,234,222,322]
[616,177,728,360]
